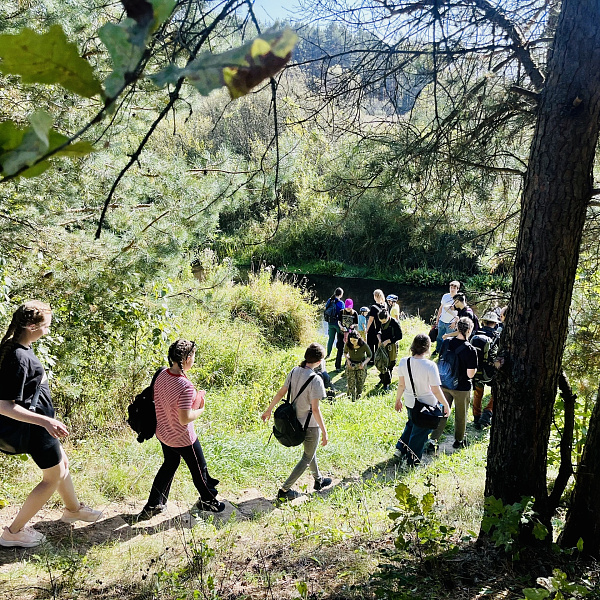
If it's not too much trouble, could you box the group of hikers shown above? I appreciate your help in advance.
[322,282,506,463]
[0,285,505,547]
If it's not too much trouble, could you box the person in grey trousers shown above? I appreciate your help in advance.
[261,343,332,501]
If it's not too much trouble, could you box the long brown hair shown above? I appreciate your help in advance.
[0,300,52,365]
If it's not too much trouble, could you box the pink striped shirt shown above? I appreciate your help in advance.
[154,369,204,447]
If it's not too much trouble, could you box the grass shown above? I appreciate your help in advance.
[1,308,597,600]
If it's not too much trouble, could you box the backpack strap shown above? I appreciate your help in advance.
[27,380,44,413]
[150,367,166,400]
[286,368,317,432]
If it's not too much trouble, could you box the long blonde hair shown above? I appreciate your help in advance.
[0,301,52,364]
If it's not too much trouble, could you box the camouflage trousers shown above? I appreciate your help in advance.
[346,364,367,401]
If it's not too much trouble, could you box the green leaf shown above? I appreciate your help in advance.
[577,537,584,551]
[394,483,412,509]
[0,115,94,178]
[522,588,550,600]
[0,25,102,98]
[148,0,176,28]
[532,521,549,540]
[421,492,435,514]
[151,27,299,99]
[99,20,147,99]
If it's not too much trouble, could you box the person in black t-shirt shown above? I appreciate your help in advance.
[427,316,478,451]
[366,289,386,363]
[0,301,101,548]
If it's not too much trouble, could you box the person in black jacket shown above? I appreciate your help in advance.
[376,309,403,391]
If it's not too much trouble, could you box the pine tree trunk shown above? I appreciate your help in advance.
[559,385,600,556]
[485,0,600,534]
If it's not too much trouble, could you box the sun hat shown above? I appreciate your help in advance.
[482,311,500,323]
[345,298,354,309]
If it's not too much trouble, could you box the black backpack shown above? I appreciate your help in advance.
[437,340,469,390]
[272,369,316,447]
[127,368,165,443]
[470,328,500,384]
[323,297,338,323]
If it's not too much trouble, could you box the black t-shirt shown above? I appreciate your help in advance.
[368,303,386,332]
[447,338,478,391]
[457,306,480,333]
[339,309,358,330]
[0,342,54,417]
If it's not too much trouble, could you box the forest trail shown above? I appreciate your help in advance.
[0,434,466,567]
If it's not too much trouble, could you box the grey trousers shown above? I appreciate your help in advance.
[281,427,322,491]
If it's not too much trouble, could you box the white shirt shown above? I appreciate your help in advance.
[439,292,457,324]
[396,356,441,408]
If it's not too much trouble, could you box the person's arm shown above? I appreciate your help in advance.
[436,303,443,324]
[0,399,68,438]
[178,407,204,425]
[395,375,406,412]
[360,345,372,368]
[431,385,451,416]
[442,330,459,340]
[366,315,374,332]
[261,384,287,422]
[467,367,477,379]
[310,397,328,446]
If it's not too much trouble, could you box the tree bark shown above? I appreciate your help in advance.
[485,0,600,533]
[559,384,600,556]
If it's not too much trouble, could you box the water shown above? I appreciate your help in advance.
[282,273,445,322]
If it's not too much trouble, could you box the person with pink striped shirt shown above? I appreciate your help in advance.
[139,340,224,519]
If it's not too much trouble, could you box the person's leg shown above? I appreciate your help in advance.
[335,331,344,370]
[180,439,217,502]
[435,321,448,353]
[397,417,413,457]
[326,324,338,357]
[472,382,484,422]
[147,443,181,507]
[356,368,367,398]
[281,428,321,491]
[407,416,434,465]
[346,365,356,400]
[9,458,69,533]
[453,391,470,443]
[55,448,80,512]
[429,390,453,442]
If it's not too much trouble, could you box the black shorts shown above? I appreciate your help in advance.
[27,425,62,470]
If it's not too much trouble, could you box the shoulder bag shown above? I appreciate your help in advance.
[406,357,444,430]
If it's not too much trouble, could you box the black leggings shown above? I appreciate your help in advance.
[147,439,219,507]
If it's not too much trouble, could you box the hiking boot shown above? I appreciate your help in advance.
[479,410,492,428]
[314,477,332,491]
[277,489,301,502]
[452,439,468,449]
[424,441,438,455]
[195,498,226,513]
[136,504,167,521]
[0,526,46,548]
[60,503,102,524]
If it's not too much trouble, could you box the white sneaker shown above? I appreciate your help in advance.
[60,503,102,524]
[393,448,404,459]
[0,526,46,548]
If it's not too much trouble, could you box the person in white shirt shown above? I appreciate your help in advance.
[394,334,450,466]
[433,280,460,354]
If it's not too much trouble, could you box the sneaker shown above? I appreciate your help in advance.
[479,410,492,428]
[60,503,102,524]
[313,477,332,491]
[195,498,226,513]
[136,504,166,521]
[276,489,301,502]
[425,441,438,455]
[452,439,468,449]
[393,448,404,459]
[0,526,46,548]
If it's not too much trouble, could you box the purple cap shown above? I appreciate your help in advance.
[345,298,354,309]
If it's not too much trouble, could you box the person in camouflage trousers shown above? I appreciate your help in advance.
[344,330,372,401]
